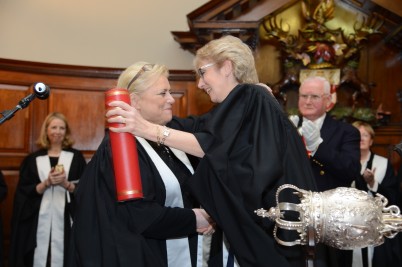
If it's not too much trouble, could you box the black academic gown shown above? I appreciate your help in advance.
[9,148,87,267]
[170,84,320,267]
[68,133,199,267]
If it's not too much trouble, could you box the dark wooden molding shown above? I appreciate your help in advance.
[0,58,122,79]
[0,58,195,82]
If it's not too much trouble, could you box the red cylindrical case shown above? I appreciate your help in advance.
[105,88,143,201]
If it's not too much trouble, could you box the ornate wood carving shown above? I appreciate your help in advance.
[171,0,297,53]
[172,0,402,54]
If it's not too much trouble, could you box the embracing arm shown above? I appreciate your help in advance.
[106,100,205,158]
[140,124,204,158]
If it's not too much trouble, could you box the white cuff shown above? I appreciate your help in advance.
[306,137,323,153]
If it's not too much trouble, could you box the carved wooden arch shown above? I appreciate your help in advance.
[171,0,298,53]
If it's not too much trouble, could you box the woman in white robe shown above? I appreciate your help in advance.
[351,121,401,267]
[9,112,87,267]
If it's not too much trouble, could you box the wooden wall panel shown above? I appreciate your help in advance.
[0,85,30,151]
[49,89,106,153]
[170,81,189,118]
[372,126,402,172]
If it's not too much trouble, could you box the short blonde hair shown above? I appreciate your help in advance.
[117,62,169,95]
[194,35,259,84]
[352,120,375,139]
[36,112,74,149]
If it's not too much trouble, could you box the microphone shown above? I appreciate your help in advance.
[17,82,50,109]
[0,82,51,125]
[33,82,50,100]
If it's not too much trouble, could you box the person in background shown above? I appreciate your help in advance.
[69,62,213,267]
[9,112,87,267]
[290,76,361,191]
[106,35,326,267]
[351,121,401,267]
[288,75,361,267]
[0,171,7,267]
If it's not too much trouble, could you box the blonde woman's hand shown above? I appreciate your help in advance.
[363,167,376,187]
[106,100,152,138]
[48,167,67,186]
[256,83,273,95]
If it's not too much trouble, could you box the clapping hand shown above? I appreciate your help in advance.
[363,168,376,187]
[301,120,323,152]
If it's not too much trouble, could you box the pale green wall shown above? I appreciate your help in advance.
[0,0,208,69]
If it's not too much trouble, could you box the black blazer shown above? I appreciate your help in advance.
[300,114,361,191]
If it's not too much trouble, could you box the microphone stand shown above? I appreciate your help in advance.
[0,93,36,125]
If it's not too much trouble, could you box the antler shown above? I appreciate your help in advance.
[261,15,298,57]
[262,15,291,41]
[301,0,335,24]
[353,15,383,41]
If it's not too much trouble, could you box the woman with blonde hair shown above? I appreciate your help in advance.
[351,120,401,267]
[70,62,213,267]
[9,112,87,267]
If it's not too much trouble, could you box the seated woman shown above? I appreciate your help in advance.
[351,121,401,267]
[69,62,213,267]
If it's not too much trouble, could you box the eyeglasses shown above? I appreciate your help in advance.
[127,64,154,89]
[197,63,216,79]
[299,94,328,102]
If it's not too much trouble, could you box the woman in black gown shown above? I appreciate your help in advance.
[69,62,213,267]
[9,112,87,267]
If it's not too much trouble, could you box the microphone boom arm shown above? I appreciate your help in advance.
[0,83,49,125]
[0,93,36,125]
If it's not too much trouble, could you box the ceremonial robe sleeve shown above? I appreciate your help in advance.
[375,160,398,205]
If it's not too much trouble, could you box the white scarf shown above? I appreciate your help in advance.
[34,151,73,267]
[137,137,206,267]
